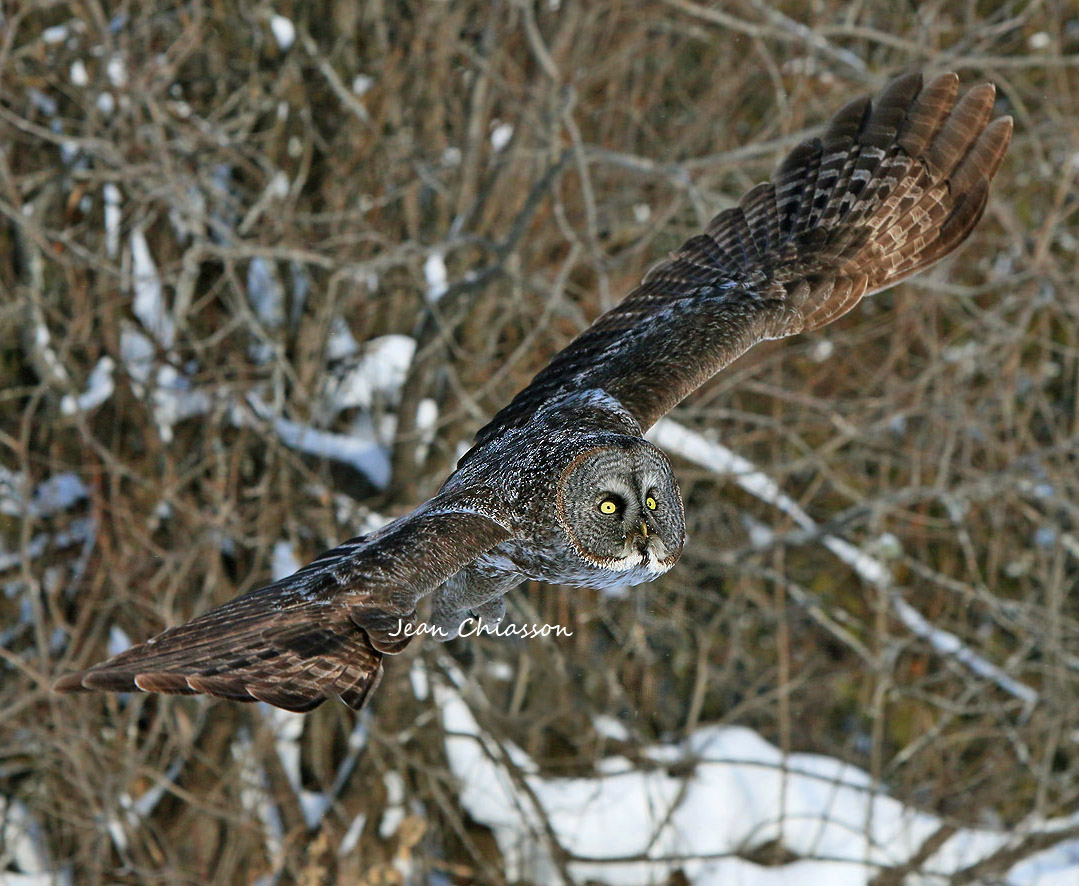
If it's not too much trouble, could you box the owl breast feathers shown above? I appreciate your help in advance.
[56,72,1011,712]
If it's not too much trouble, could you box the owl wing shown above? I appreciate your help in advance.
[54,489,512,712]
[471,73,1011,448]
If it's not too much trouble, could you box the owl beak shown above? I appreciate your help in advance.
[628,521,651,556]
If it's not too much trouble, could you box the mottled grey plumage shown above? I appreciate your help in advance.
[55,73,1012,712]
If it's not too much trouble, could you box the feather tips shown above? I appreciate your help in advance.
[55,497,513,711]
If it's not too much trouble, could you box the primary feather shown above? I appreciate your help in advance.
[55,496,512,711]
[470,72,1011,448]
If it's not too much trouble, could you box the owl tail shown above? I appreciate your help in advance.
[715,72,1013,333]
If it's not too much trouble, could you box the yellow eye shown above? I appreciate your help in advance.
[646,496,658,510]
[598,500,618,515]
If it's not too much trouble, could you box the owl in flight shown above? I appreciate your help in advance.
[56,73,1012,712]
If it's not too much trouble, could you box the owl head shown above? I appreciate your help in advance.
[556,438,685,579]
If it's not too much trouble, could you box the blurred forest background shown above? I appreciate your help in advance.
[1,1,1078,884]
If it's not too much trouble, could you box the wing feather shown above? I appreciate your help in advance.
[55,491,512,711]
[469,72,1011,448]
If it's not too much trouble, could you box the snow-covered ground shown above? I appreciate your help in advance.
[438,661,1078,886]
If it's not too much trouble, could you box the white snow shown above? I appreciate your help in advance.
[125,754,188,823]
[490,121,514,152]
[131,230,174,348]
[69,60,88,86]
[150,365,212,444]
[103,183,121,258]
[246,257,285,362]
[259,703,330,827]
[0,797,56,881]
[593,715,631,742]
[437,674,1079,886]
[324,334,416,415]
[28,90,57,117]
[32,472,89,518]
[325,317,360,361]
[271,540,300,581]
[119,325,212,442]
[409,660,430,701]
[61,355,115,415]
[415,398,438,430]
[378,772,407,839]
[42,25,69,44]
[247,257,284,328]
[116,311,398,478]
[889,595,1037,704]
[31,315,69,388]
[232,731,284,859]
[244,395,391,489]
[119,325,154,387]
[273,417,390,487]
[0,468,89,519]
[269,15,296,50]
[809,338,835,362]
[413,398,439,462]
[105,54,126,87]
[106,625,131,658]
[338,812,367,856]
[423,252,448,303]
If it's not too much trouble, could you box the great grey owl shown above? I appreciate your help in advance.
[56,73,1012,712]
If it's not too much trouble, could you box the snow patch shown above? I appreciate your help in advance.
[103,184,121,258]
[339,813,367,856]
[490,121,514,152]
[325,317,360,362]
[42,25,69,44]
[409,661,430,701]
[378,772,407,838]
[61,356,115,415]
[325,334,416,415]
[0,469,89,520]
[105,54,126,87]
[424,252,448,302]
[70,60,88,86]
[131,230,174,348]
[233,731,284,858]
[248,257,284,328]
[438,676,1079,885]
[272,417,391,488]
[245,395,392,489]
[107,625,131,657]
[270,15,296,50]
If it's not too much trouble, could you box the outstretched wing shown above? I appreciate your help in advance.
[472,72,1011,447]
[54,490,512,712]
